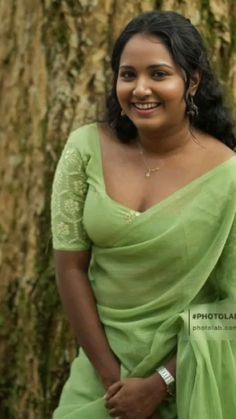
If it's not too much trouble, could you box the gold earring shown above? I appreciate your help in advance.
[121,109,125,116]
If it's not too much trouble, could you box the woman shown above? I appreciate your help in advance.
[51,11,236,419]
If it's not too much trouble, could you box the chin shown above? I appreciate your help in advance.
[132,118,165,132]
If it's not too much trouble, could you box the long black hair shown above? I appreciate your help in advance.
[106,11,236,149]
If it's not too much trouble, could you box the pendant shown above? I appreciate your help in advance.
[145,167,160,177]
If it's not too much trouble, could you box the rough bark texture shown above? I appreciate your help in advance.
[0,0,235,418]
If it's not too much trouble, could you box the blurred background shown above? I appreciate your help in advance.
[0,0,235,417]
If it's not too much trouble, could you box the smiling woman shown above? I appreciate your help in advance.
[116,34,190,133]
[51,11,236,419]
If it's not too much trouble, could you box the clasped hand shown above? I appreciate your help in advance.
[104,376,166,419]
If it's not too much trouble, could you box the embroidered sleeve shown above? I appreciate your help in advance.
[51,135,91,251]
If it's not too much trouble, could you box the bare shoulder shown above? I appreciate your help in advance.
[196,131,235,164]
[97,122,136,156]
[97,122,118,145]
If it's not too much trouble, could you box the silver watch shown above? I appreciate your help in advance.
[156,366,175,397]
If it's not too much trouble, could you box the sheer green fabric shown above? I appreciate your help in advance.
[51,123,236,419]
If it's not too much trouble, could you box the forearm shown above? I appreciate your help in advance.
[163,353,176,378]
[56,268,120,387]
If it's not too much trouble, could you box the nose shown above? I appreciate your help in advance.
[132,77,152,98]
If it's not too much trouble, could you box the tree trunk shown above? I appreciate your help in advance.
[0,0,235,418]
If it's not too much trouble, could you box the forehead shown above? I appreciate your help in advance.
[119,33,176,67]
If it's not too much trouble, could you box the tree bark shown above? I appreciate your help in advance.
[0,0,235,417]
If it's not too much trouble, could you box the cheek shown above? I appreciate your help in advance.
[116,82,132,104]
[159,80,186,103]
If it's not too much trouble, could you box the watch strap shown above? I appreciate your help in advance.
[156,366,175,396]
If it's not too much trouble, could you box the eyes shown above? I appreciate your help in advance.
[119,69,168,81]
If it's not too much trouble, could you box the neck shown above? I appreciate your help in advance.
[136,123,195,156]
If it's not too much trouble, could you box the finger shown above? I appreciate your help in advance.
[104,393,119,410]
[108,407,121,417]
[104,381,123,400]
[104,398,114,409]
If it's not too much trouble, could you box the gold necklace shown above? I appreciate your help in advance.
[137,142,162,178]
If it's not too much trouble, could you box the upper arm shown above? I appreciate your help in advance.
[51,132,91,252]
[54,249,91,278]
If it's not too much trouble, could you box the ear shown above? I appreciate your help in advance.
[189,70,202,96]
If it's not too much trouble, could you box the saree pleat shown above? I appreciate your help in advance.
[51,124,236,418]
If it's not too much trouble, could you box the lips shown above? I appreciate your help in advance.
[130,102,162,117]
[132,102,161,110]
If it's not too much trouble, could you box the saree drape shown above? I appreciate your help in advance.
[51,123,236,419]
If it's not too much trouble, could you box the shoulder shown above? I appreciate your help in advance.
[196,131,235,163]
[192,130,236,188]
[67,122,99,151]
[96,122,119,145]
[210,139,235,159]
[96,122,133,157]
[53,123,100,171]
[208,137,236,191]
[68,121,121,158]
[61,122,101,167]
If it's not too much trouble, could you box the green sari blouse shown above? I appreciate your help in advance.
[51,123,236,419]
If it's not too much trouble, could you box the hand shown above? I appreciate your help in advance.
[104,375,167,419]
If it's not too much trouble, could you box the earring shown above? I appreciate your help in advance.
[187,95,199,119]
[121,109,125,116]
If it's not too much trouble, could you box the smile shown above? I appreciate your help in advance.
[130,102,162,117]
[132,102,161,110]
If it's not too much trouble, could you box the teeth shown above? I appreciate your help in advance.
[133,103,160,110]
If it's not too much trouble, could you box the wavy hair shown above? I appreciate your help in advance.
[106,11,236,149]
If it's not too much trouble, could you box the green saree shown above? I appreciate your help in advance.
[51,123,236,419]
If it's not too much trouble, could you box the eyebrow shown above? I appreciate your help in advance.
[119,64,174,70]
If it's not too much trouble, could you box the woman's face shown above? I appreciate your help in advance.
[116,33,188,134]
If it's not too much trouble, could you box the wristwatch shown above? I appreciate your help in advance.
[156,366,175,397]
